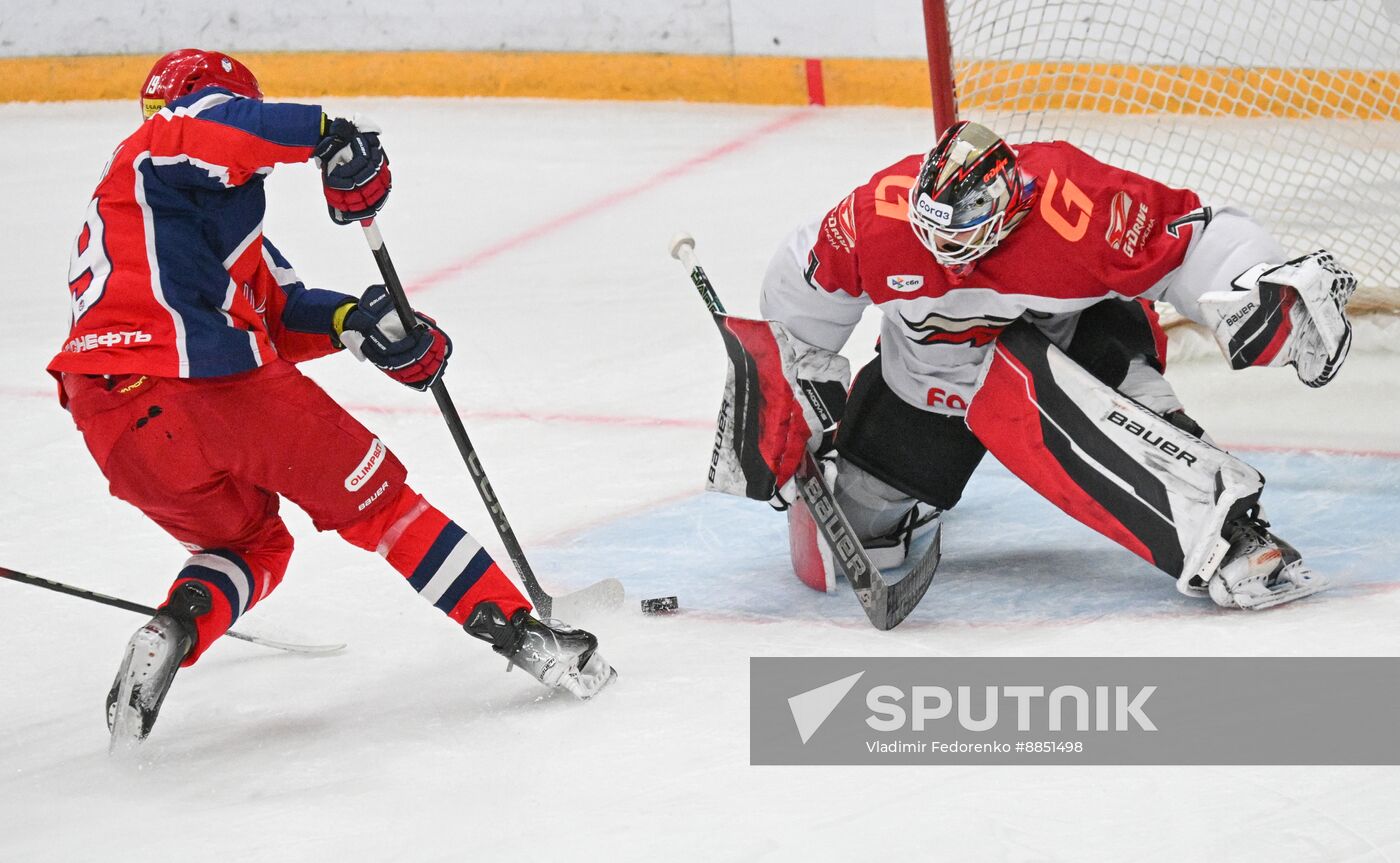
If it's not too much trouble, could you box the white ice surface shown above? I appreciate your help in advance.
[1,99,1397,862]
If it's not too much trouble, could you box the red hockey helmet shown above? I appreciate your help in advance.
[140,49,262,119]
[909,121,1035,268]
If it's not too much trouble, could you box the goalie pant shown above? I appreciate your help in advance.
[61,359,529,664]
[966,322,1262,586]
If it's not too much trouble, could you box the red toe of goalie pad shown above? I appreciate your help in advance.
[967,324,1186,576]
[788,495,836,592]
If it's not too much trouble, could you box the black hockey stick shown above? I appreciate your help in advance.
[669,233,940,630]
[358,220,624,619]
[0,567,346,655]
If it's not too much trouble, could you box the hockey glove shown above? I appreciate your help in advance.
[706,316,849,509]
[314,115,392,225]
[335,285,451,391]
[1198,251,1357,387]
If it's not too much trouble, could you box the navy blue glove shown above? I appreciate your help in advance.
[335,286,451,391]
[314,116,391,225]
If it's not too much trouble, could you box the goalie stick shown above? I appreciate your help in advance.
[669,233,940,630]
[359,221,624,619]
[0,567,346,655]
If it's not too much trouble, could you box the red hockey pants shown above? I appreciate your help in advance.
[62,360,528,663]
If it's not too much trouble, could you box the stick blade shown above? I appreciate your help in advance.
[866,523,941,630]
[222,631,347,655]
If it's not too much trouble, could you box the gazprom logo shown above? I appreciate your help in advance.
[915,194,954,227]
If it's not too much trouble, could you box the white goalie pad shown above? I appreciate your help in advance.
[967,324,1265,587]
[1197,251,1357,387]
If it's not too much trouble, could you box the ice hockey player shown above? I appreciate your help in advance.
[50,49,615,748]
[706,120,1356,612]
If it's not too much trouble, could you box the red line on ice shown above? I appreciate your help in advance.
[404,109,818,293]
[9,384,1398,456]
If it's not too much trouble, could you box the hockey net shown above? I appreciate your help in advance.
[927,0,1400,356]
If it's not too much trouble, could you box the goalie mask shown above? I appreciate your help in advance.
[140,49,263,120]
[909,121,1034,268]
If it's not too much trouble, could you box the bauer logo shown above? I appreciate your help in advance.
[345,438,388,492]
[750,657,1400,765]
[915,194,954,227]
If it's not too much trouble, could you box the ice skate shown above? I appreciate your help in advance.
[465,602,617,699]
[106,582,207,752]
[106,614,194,752]
[1206,508,1328,610]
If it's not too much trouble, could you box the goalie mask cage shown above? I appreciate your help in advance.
[922,0,1400,328]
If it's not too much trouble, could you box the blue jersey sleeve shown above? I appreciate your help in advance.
[263,239,355,335]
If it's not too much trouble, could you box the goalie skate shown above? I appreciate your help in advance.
[106,613,194,753]
[1206,509,1329,610]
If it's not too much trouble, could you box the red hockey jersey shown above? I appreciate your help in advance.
[760,141,1224,415]
[49,88,346,385]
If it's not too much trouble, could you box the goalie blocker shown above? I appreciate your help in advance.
[705,315,849,505]
[967,322,1267,592]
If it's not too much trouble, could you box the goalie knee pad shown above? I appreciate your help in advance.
[835,355,986,510]
[1197,251,1357,387]
[1064,297,1167,388]
[967,322,1264,586]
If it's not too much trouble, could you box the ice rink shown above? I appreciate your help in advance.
[2,97,1399,861]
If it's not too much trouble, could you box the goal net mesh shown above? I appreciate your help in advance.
[940,0,1400,350]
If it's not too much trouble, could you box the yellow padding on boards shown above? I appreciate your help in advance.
[1,52,1396,118]
[1,52,821,105]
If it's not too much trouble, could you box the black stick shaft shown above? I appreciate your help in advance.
[359,221,554,617]
[0,567,339,651]
[1,567,155,615]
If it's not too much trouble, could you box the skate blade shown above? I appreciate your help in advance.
[108,645,145,756]
[1235,562,1331,610]
[107,622,180,754]
[569,651,618,701]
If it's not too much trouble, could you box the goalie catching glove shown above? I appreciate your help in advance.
[706,316,850,508]
[1197,251,1357,387]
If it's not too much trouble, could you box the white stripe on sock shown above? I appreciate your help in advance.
[417,535,484,606]
[187,552,253,614]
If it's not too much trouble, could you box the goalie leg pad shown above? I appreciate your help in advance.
[787,458,941,592]
[967,323,1264,585]
[787,474,838,593]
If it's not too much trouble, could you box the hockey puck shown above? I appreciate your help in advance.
[641,596,679,614]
